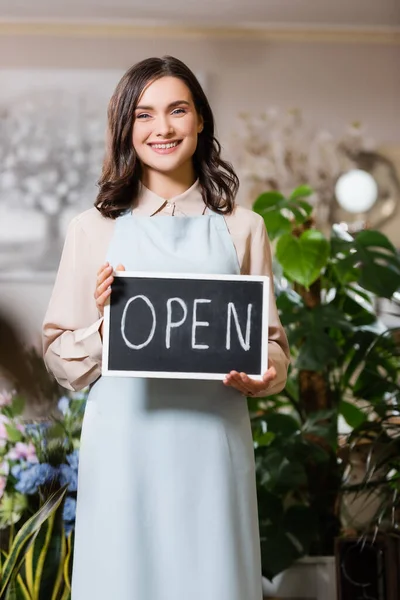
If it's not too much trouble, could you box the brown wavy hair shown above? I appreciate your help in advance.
[95,56,239,219]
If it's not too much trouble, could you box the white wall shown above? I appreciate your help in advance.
[0,33,399,345]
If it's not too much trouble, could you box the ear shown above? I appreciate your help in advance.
[197,114,204,133]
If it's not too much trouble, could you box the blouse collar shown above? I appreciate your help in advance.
[132,179,206,216]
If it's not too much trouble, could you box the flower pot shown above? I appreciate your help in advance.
[262,556,337,600]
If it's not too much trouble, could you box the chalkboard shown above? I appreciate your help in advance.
[102,272,269,380]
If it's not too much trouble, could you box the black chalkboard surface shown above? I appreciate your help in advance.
[102,272,269,380]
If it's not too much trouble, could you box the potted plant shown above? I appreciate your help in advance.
[251,186,400,597]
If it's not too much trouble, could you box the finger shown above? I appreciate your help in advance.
[97,262,110,276]
[115,264,126,271]
[96,288,112,309]
[224,373,252,395]
[94,274,114,299]
[227,371,247,390]
[239,372,273,395]
[96,265,113,287]
[239,372,259,394]
[229,371,256,393]
[262,366,277,385]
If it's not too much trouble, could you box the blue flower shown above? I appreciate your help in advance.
[11,462,27,479]
[59,464,78,492]
[63,496,77,534]
[66,450,79,471]
[25,422,50,439]
[63,496,76,522]
[15,463,59,495]
[57,396,70,416]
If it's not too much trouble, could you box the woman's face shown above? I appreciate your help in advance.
[132,76,203,180]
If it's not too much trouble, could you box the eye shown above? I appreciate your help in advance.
[172,108,187,116]
[136,113,151,120]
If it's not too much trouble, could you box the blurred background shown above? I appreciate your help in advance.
[0,4,400,599]
[0,0,399,346]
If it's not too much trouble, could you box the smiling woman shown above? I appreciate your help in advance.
[95,55,239,218]
[42,55,290,600]
[132,78,202,178]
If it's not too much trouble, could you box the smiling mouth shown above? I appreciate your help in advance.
[148,140,182,150]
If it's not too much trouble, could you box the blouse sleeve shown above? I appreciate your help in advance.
[42,216,104,391]
[247,215,290,396]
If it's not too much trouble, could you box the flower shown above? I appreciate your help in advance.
[11,462,24,478]
[0,416,9,448]
[25,422,50,438]
[14,463,59,495]
[0,390,13,408]
[66,449,79,471]
[0,415,10,440]
[57,396,70,416]
[63,496,77,534]
[0,461,9,498]
[63,496,76,522]
[59,466,77,492]
[6,442,38,463]
[58,450,79,492]
[0,460,10,476]
[0,475,6,499]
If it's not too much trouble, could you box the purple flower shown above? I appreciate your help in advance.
[0,475,6,499]
[7,442,38,463]
[0,390,13,408]
[0,415,10,442]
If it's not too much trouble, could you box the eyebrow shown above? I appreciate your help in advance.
[135,100,191,111]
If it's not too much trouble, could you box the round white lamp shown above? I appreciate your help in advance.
[335,169,378,214]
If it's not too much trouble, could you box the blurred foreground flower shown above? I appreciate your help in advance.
[0,385,87,530]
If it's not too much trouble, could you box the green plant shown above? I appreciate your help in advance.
[0,356,86,598]
[0,486,69,600]
[252,186,400,580]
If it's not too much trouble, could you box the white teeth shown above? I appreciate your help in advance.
[151,141,180,149]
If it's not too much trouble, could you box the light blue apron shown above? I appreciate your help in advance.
[71,211,263,600]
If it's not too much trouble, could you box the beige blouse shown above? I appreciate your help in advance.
[42,182,290,394]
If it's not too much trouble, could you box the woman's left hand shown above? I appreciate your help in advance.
[223,361,277,397]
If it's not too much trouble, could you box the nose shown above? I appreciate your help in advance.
[156,114,174,138]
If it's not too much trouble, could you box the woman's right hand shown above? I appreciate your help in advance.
[95,262,125,317]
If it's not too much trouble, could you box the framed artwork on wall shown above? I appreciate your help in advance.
[0,68,123,280]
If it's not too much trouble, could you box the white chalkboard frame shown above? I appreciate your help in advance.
[102,271,269,381]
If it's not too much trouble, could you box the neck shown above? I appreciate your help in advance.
[141,164,196,200]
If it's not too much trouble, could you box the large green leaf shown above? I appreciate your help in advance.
[343,328,400,404]
[257,488,284,523]
[276,230,330,288]
[288,304,352,371]
[296,336,340,371]
[10,395,25,418]
[261,531,300,581]
[289,185,314,201]
[284,504,318,554]
[355,230,400,297]
[264,413,300,436]
[253,190,313,240]
[259,501,318,580]
[332,229,400,298]
[339,400,367,429]
[0,487,67,599]
[278,461,308,489]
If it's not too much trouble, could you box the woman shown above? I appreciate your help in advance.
[43,56,290,600]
